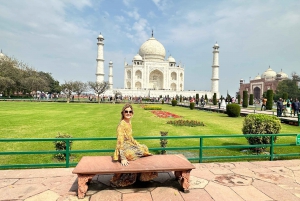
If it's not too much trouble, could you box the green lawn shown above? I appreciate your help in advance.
[0,102,299,166]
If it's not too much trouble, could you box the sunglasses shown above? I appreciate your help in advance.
[124,110,133,114]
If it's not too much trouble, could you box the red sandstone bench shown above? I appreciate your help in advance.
[72,154,195,198]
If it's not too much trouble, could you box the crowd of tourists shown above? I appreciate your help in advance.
[276,98,300,117]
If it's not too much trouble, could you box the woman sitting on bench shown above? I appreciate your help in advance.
[110,103,158,187]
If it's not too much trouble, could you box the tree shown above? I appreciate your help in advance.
[61,81,75,103]
[21,69,49,99]
[0,76,15,96]
[266,90,273,110]
[249,94,254,105]
[242,91,248,108]
[237,94,241,104]
[73,81,87,101]
[275,79,300,100]
[213,93,217,105]
[88,81,109,103]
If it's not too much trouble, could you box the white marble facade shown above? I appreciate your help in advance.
[97,33,219,99]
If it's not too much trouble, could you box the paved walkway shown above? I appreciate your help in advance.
[1,159,300,201]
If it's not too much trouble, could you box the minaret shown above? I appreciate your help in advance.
[109,61,113,89]
[211,42,220,96]
[96,33,105,82]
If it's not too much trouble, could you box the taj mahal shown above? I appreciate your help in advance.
[97,32,220,99]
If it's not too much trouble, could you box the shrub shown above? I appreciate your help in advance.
[213,93,217,105]
[160,131,168,154]
[179,95,182,102]
[226,103,241,117]
[266,90,273,110]
[190,102,195,110]
[144,105,162,110]
[249,94,254,105]
[171,99,177,106]
[162,99,164,104]
[242,91,248,108]
[242,114,281,153]
[237,94,241,104]
[54,133,73,161]
[167,119,204,127]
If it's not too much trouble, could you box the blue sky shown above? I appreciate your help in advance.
[1,0,300,96]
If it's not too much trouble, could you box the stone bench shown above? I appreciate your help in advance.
[72,154,195,198]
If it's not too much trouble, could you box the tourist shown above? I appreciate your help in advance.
[276,98,283,117]
[286,99,291,117]
[292,98,299,117]
[110,104,158,187]
[261,97,267,111]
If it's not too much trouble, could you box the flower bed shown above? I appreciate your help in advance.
[151,110,181,118]
[167,119,205,127]
[143,105,162,110]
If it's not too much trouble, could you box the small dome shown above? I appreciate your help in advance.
[97,34,104,39]
[0,50,6,59]
[254,73,261,80]
[139,37,166,61]
[261,66,276,80]
[213,42,219,49]
[277,70,288,79]
[168,55,176,63]
[133,54,142,61]
[109,60,113,64]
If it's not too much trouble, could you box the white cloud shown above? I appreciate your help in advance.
[124,8,140,20]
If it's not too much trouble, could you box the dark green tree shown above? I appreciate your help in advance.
[237,94,241,104]
[266,90,274,110]
[249,94,254,105]
[242,91,248,108]
[213,93,217,105]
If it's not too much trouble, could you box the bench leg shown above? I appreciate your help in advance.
[77,174,95,199]
[174,170,192,193]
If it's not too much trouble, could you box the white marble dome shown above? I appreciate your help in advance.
[277,70,288,79]
[0,51,6,59]
[133,54,142,61]
[254,73,261,80]
[168,55,176,63]
[262,67,276,80]
[139,37,166,61]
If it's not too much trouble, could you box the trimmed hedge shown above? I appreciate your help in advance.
[242,114,281,152]
[266,90,273,110]
[190,102,195,110]
[143,106,162,110]
[249,94,254,105]
[237,94,241,104]
[226,103,241,117]
[171,99,177,106]
[242,91,248,108]
[213,93,217,105]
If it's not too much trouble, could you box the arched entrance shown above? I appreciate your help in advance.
[253,87,261,100]
[149,70,163,90]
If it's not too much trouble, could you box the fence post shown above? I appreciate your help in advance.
[270,135,274,161]
[199,138,203,163]
[66,140,70,168]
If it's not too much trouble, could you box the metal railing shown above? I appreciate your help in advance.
[0,134,299,169]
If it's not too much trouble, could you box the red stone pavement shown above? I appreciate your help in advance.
[1,159,300,201]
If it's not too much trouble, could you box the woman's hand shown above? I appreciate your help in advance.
[121,159,129,166]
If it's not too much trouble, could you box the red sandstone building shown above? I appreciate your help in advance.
[238,66,288,100]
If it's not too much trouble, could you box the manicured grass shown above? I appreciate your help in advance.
[0,102,299,166]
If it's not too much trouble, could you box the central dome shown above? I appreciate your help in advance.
[139,37,166,61]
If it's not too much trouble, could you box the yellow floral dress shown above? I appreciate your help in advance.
[110,120,158,187]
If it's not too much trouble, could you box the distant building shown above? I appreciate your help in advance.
[97,32,220,98]
[238,66,289,100]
